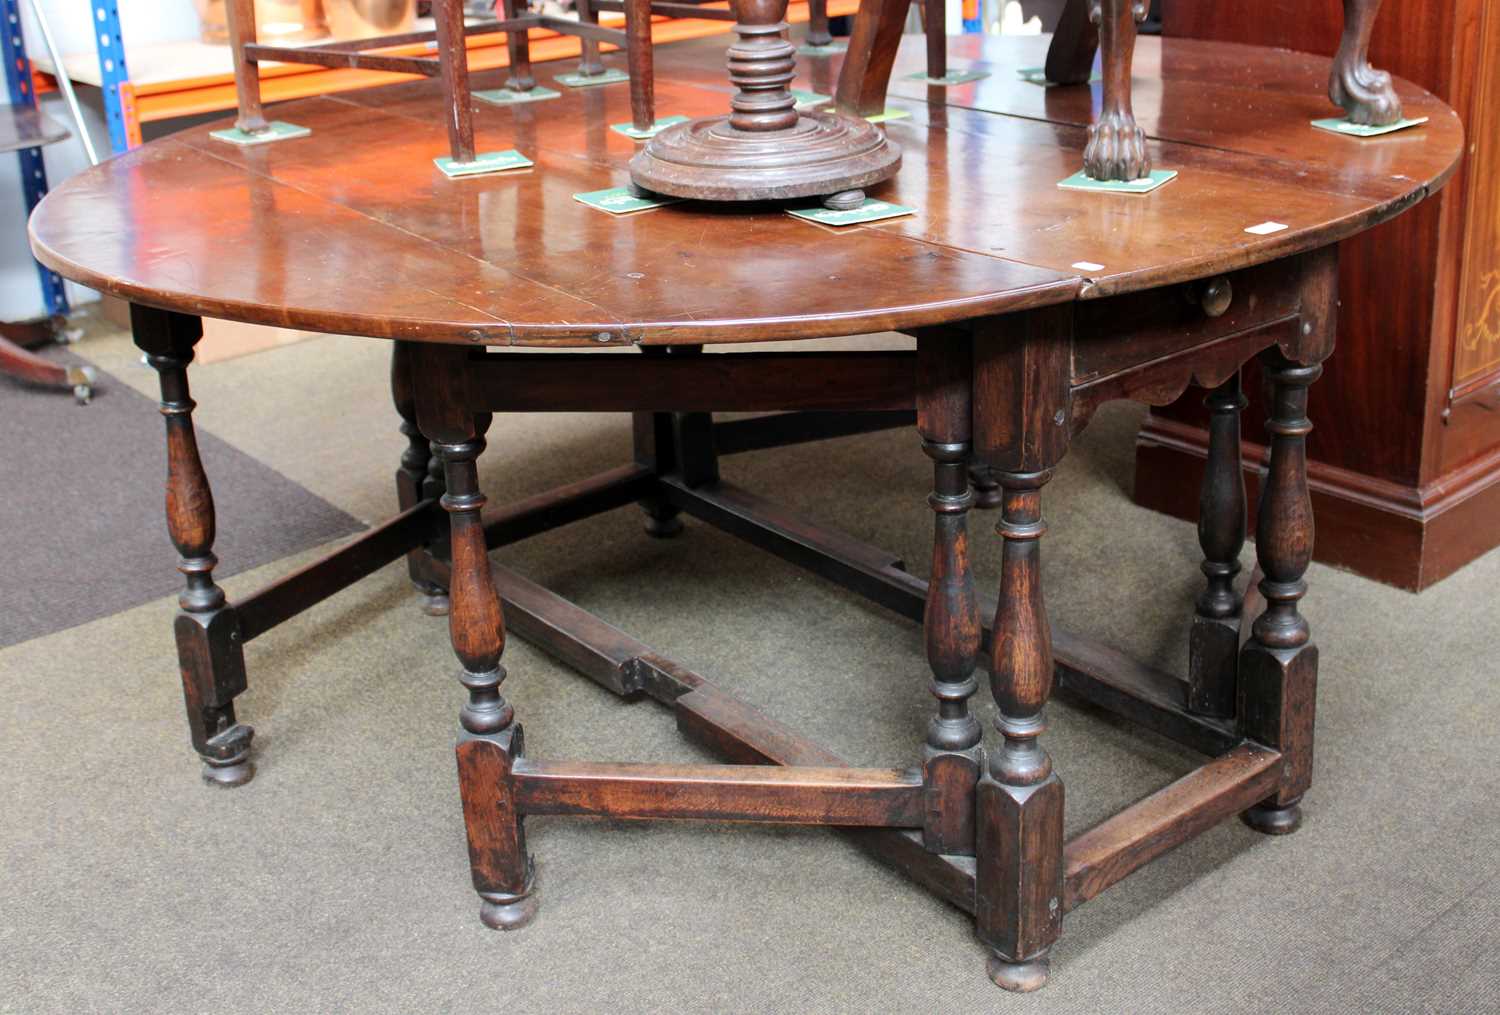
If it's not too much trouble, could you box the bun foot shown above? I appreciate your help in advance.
[200,724,255,787]
[1083,110,1149,182]
[641,504,683,538]
[202,755,255,787]
[1243,800,1303,835]
[823,188,865,211]
[479,888,539,931]
[987,952,1050,993]
[968,464,1002,510]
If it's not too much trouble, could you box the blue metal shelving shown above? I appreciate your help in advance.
[3,0,67,316]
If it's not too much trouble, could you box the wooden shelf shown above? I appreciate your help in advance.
[32,2,854,127]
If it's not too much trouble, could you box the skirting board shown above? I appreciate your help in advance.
[1133,415,1500,592]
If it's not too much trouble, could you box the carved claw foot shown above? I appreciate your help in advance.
[1084,111,1150,182]
[1329,58,1402,126]
[987,952,1051,992]
[201,724,255,787]
[1243,800,1303,835]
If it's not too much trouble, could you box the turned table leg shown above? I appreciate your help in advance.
[1239,350,1321,835]
[976,470,1064,991]
[1083,0,1149,182]
[1189,374,1247,718]
[916,337,981,856]
[1330,0,1402,126]
[414,346,537,929]
[392,342,451,615]
[133,305,254,787]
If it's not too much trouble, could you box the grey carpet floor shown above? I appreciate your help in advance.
[0,337,362,647]
[2,320,1497,1014]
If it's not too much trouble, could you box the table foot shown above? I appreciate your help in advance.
[1243,800,1302,835]
[641,503,684,538]
[479,881,539,931]
[200,725,256,787]
[987,951,1050,992]
[416,587,451,616]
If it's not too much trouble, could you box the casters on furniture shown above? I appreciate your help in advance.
[987,952,1051,993]
[1243,800,1302,835]
[68,364,96,404]
[478,870,540,930]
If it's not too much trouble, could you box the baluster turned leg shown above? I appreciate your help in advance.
[133,305,254,787]
[1330,0,1401,126]
[976,470,1064,992]
[413,346,537,929]
[1189,374,1248,718]
[1082,0,1149,182]
[917,337,982,855]
[392,342,451,615]
[1239,350,1321,835]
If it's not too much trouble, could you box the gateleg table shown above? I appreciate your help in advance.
[28,32,1462,992]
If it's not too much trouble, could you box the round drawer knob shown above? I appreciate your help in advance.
[1199,276,1233,318]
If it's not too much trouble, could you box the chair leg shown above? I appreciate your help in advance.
[1043,0,1097,85]
[805,0,833,46]
[922,0,946,80]
[1239,350,1321,835]
[502,0,536,91]
[225,0,270,135]
[623,0,655,131]
[1083,0,1149,182]
[976,470,1064,992]
[133,305,254,787]
[576,0,606,76]
[1329,0,1401,125]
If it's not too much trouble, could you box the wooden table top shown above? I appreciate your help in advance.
[29,33,1462,347]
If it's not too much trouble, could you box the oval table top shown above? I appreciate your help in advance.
[29,33,1462,347]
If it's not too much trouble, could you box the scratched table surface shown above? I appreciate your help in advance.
[28,33,1462,347]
